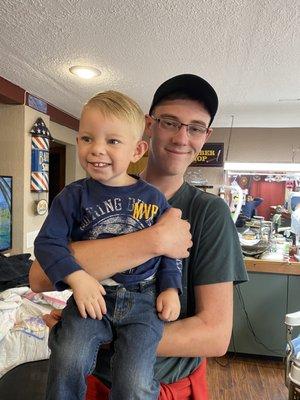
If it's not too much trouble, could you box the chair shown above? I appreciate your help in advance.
[285,311,300,399]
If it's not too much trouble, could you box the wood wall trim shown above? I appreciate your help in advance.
[0,76,25,104]
[25,93,79,132]
[0,75,79,132]
[47,103,79,132]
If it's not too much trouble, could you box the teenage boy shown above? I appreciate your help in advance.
[30,74,248,399]
[34,90,184,400]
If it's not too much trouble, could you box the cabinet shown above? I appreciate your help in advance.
[230,272,288,356]
[287,275,300,313]
[287,275,300,338]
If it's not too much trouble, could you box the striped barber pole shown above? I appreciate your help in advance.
[31,172,49,192]
[32,136,49,150]
[30,118,53,192]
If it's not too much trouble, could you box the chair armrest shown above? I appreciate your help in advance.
[285,311,300,327]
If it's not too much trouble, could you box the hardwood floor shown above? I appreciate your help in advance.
[207,353,289,400]
[0,354,290,399]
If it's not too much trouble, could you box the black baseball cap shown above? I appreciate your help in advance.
[149,74,218,126]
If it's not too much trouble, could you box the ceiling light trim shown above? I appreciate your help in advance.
[69,66,101,79]
[224,162,300,172]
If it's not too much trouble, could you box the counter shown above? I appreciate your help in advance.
[231,257,300,357]
[244,258,300,275]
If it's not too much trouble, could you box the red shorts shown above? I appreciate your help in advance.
[86,359,208,400]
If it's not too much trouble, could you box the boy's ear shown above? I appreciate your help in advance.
[131,140,148,163]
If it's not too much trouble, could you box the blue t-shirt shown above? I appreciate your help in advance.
[34,177,182,292]
[241,198,263,219]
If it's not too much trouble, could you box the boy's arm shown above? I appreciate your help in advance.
[155,256,182,322]
[254,197,263,207]
[30,208,192,292]
[156,257,182,294]
[34,190,82,290]
[156,281,233,357]
[156,288,180,322]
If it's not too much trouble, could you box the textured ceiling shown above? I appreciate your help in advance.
[0,0,299,127]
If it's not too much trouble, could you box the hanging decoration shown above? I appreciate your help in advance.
[253,175,261,181]
[30,118,53,192]
[239,175,250,189]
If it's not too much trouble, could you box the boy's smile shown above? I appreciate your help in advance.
[77,107,147,186]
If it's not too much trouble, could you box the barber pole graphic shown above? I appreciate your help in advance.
[30,118,53,192]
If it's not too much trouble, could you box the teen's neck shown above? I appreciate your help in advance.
[140,167,184,200]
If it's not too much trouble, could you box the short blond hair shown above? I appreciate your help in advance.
[83,90,145,138]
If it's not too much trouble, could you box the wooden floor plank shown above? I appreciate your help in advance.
[207,354,289,400]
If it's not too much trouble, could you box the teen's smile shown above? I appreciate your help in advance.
[164,147,192,156]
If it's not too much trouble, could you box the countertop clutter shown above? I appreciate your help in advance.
[239,217,300,274]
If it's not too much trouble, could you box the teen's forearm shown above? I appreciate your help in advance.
[29,260,55,292]
[69,226,163,280]
[156,315,231,358]
[156,282,233,358]
[30,208,192,292]
[69,208,191,279]
[30,226,164,292]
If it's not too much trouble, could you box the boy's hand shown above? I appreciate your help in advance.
[64,270,106,319]
[156,288,180,322]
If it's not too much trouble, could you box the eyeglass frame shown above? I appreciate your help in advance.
[150,115,209,136]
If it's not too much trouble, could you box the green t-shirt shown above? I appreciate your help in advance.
[154,182,248,383]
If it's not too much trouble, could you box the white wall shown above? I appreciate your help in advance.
[23,107,51,255]
[49,121,86,185]
[0,104,25,253]
[1,107,299,254]
[0,104,83,255]
[199,127,300,194]
[212,127,300,163]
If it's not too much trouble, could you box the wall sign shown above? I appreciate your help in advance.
[27,94,48,114]
[35,199,48,215]
[190,143,224,167]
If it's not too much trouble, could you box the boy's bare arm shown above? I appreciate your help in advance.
[29,208,192,292]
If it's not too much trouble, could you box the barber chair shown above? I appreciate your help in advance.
[285,311,300,399]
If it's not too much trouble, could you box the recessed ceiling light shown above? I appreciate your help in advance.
[69,66,101,79]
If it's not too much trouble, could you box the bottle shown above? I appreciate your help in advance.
[269,234,277,253]
[283,241,290,262]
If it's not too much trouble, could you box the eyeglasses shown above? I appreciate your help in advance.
[151,115,208,136]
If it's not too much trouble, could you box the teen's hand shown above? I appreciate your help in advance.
[155,208,192,259]
[156,288,181,322]
[65,270,106,319]
[43,309,62,329]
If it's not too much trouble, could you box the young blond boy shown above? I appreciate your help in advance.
[34,91,182,400]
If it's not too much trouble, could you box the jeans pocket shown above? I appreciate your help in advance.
[143,283,157,296]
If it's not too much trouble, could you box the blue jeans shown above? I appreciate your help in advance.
[46,281,163,400]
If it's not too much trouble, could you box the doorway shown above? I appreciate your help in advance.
[48,141,66,208]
